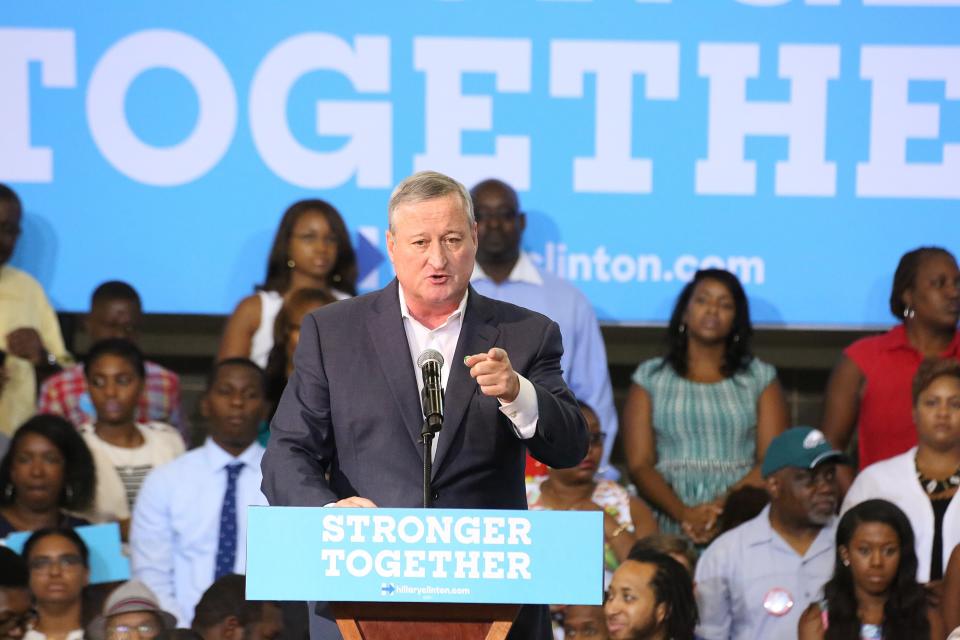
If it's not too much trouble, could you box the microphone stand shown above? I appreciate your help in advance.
[421,419,439,508]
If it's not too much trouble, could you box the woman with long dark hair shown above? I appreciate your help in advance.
[798,499,942,640]
[218,199,357,368]
[622,269,788,542]
[0,415,94,536]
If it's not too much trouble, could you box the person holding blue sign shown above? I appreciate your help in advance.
[262,170,589,639]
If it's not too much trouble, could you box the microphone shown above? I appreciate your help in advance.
[417,349,445,433]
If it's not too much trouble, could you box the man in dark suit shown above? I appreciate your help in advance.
[261,170,589,639]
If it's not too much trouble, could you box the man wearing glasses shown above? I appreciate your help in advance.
[88,580,176,640]
[0,547,33,640]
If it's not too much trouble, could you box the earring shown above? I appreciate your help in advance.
[903,306,915,319]
[332,273,342,283]
[842,558,850,567]
[678,323,686,334]
[2,483,13,501]
[64,485,74,502]
[733,334,741,343]
[287,259,295,269]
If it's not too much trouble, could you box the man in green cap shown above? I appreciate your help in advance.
[694,427,848,640]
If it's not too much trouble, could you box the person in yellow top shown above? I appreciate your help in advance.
[0,183,71,435]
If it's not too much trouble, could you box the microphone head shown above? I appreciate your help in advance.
[417,348,444,369]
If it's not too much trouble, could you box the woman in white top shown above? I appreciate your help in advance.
[218,199,357,367]
[79,339,184,538]
[841,357,960,584]
[23,527,89,640]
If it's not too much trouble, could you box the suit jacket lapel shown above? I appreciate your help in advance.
[366,281,426,457]
[433,288,500,477]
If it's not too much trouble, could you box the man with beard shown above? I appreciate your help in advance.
[604,548,697,640]
[695,427,847,640]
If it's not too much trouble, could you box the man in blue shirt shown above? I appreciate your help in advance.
[695,427,847,640]
[469,179,618,477]
[131,358,269,627]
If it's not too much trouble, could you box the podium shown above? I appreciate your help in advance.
[246,507,603,639]
[331,602,519,639]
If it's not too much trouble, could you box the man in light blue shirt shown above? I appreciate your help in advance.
[131,358,270,627]
[695,427,848,640]
[469,179,618,477]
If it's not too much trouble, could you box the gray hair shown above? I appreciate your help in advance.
[387,171,474,231]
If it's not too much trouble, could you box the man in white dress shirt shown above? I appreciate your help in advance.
[131,358,269,627]
[262,170,588,639]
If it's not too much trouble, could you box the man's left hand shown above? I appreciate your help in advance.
[5,328,46,366]
[465,348,520,403]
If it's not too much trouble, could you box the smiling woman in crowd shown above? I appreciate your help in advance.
[0,415,94,537]
[622,268,788,543]
[218,199,356,368]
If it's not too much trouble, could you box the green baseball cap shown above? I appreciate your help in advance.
[761,427,848,478]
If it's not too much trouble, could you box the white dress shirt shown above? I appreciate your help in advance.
[470,252,619,478]
[130,439,268,626]
[397,285,539,453]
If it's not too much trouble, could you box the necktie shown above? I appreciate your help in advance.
[214,462,244,579]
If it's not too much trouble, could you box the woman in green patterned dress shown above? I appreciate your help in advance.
[622,269,788,544]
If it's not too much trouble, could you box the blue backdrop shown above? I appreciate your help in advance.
[4,0,959,326]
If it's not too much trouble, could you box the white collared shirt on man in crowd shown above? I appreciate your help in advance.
[470,251,618,477]
[130,438,268,627]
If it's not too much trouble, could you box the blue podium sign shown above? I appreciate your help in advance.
[246,507,603,605]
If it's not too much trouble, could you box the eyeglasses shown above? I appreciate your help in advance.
[107,622,161,640]
[28,554,84,572]
[0,609,37,636]
[474,208,519,224]
[588,431,608,448]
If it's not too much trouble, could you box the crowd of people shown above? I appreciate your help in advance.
[1,175,959,640]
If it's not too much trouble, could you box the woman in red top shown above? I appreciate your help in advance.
[822,247,960,476]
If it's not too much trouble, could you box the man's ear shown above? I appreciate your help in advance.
[655,601,668,626]
[517,212,527,234]
[765,474,780,500]
[200,393,211,420]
